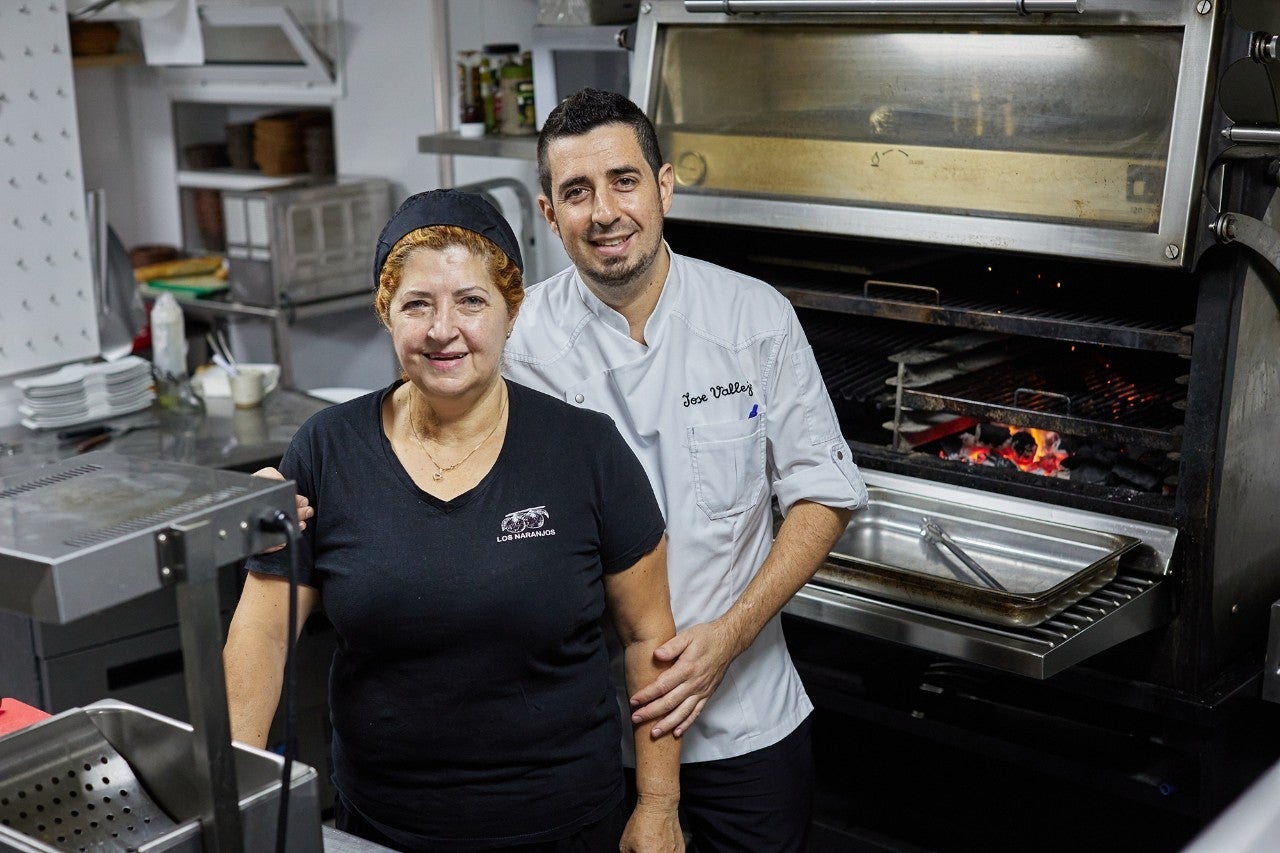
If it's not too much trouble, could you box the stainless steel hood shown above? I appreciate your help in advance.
[69,1,340,90]
[159,5,337,87]
[631,0,1222,268]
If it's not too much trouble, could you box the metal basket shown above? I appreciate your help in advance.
[0,700,321,852]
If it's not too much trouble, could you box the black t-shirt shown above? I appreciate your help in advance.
[246,380,666,849]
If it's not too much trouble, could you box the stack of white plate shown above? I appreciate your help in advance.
[16,356,155,430]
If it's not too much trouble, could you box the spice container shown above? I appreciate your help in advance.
[499,54,536,136]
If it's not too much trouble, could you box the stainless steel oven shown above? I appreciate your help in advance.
[633,1,1280,847]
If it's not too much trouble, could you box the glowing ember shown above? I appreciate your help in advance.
[941,425,1069,477]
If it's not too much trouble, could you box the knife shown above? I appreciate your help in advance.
[72,421,158,454]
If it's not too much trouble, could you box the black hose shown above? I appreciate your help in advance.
[260,509,301,853]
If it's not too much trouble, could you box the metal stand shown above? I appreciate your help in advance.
[159,519,245,853]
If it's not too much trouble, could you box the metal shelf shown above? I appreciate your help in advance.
[138,288,372,389]
[779,284,1195,356]
[176,170,310,191]
[417,131,538,161]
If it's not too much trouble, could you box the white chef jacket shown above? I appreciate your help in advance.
[504,247,868,763]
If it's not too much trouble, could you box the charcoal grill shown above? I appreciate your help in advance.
[634,0,1280,844]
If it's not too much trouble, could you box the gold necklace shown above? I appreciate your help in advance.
[408,389,506,481]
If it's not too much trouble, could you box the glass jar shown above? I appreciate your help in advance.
[499,55,535,136]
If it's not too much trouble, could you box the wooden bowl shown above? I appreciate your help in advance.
[129,244,180,269]
[69,21,120,57]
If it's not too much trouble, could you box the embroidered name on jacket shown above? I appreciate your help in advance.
[682,380,754,407]
[497,505,556,542]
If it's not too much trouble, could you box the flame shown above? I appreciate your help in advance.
[939,425,1068,477]
[996,427,1068,475]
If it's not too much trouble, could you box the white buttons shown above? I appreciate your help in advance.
[574,393,585,404]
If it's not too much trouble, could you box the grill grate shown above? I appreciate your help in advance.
[900,343,1186,450]
[799,310,941,402]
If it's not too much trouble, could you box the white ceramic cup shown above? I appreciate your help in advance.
[229,368,270,408]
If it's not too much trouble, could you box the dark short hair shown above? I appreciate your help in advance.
[537,88,664,200]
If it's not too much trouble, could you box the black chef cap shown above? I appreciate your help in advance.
[374,189,524,288]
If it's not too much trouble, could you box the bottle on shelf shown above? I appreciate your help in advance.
[499,52,535,136]
[479,55,496,133]
[150,292,203,413]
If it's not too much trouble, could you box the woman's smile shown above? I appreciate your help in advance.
[388,246,511,405]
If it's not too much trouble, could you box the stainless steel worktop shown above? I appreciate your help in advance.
[0,388,332,476]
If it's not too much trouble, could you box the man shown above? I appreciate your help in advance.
[504,88,868,852]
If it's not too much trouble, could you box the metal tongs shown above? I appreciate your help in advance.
[920,516,1007,592]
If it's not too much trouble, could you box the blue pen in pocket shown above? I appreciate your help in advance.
[747,404,759,418]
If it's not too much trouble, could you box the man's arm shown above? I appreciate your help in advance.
[628,500,851,738]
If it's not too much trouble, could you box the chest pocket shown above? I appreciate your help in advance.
[688,416,767,520]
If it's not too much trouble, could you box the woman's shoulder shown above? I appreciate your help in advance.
[506,380,615,432]
[293,384,391,444]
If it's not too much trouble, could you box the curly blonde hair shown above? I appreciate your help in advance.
[375,225,524,326]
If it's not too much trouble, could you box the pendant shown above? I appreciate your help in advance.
[432,471,444,481]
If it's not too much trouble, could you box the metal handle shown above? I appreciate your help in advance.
[685,1,1082,14]
[1013,387,1072,414]
[1221,125,1280,145]
[1212,212,1280,287]
[85,189,109,315]
[453,177,539,283]
[863,280,941,304]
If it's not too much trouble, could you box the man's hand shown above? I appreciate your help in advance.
[253,467,312,553]
[628,619,745,739]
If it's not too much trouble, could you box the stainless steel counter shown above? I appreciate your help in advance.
[0,388,332,476]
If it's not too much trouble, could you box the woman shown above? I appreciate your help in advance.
[224,189,683,851]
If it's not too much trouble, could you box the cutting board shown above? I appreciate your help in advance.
[140,275,230,298]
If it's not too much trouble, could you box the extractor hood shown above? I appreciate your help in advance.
[71,1,339,89]
[160,4,336,86]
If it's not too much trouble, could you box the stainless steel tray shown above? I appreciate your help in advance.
[818,487,1142,627]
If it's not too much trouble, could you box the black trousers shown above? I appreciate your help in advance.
[629,714,815,853]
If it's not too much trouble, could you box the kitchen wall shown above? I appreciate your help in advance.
[2,0,568,426]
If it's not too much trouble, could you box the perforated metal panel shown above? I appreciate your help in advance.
[0,1,100,379]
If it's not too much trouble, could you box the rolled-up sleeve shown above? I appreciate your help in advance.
[766,311,869,517]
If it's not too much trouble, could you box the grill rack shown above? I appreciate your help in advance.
[776,264,1195,357]
[797,309,1186,452]
[900,346,1187,451]
[791,570,1168,680]
[800,311,941,403]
